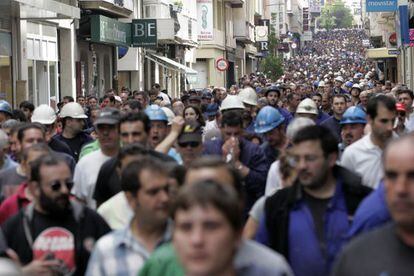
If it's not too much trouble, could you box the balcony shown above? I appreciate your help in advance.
[224,0,245,6]
[78,0,133,18]
[233,21,254,44]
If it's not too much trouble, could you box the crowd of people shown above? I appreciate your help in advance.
[0,28,413,275]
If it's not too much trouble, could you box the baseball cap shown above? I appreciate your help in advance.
[178,122,202,144]
[94,108,121,126]
[189,95,202,102]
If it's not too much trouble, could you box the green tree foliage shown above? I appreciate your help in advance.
[260,30,283,81]
[319,0,353,29]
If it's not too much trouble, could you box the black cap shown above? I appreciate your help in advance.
[178,122,202,144]
[94,108,121,126]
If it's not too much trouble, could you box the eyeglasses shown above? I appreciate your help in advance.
[178,141,200,148]
[50,180,74,192]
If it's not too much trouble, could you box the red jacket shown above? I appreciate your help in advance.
[0,183,31,225]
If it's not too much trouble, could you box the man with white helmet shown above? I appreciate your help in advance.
[295,98,319,122]
[238,87,258,134]
[333,76,347,94]
[350,84,362,106]
[31,104,73,156]
[54,102,93,161]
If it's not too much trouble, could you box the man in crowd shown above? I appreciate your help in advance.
[254,106,286,165]
[54,102,93,161]
[321,94,347,142]
[19,101,34,122]
[256,125,371,276]
[204,110,268,213]
[0,143,51,224]
[0,129,17,172]
[86,158,171,275]
[333,135,414,275]
[1,154,110,275]
[0,100,12,124]
[341,95,396,188]
[72,108,121,208]
[338,106,367,153]
[397,89,414,131]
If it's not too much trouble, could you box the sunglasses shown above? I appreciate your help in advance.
[50,180,74,192]
[178,141,200,148]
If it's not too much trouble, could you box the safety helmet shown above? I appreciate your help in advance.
[334,76,344,83]
[265,86,281,97]
[318,81,326,88]
[59,102,87,119]
[296,98,318,115]
[220,95,245,111]
[31,104,57,124]
[161,107,175,125]
[238,87,258,106]
[254,106,285,134]
[345,81,353,88]
[0,100,12,116]
[145,104,168,122]
[340,106,367,125]
[352,84,362,90]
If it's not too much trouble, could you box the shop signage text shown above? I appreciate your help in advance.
[366,0,397,12]
[132,19,157,47]
[91,15,131,47]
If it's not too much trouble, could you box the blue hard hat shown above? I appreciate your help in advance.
[145,104,168,122]
[254,106,285,134]
[204,103,219,117]
[340,106,367,125]
[0,100,12,116]
[345,81,353,88]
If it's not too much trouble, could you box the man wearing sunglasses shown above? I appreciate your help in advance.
[1,154,110,275]
[176,122,203,167]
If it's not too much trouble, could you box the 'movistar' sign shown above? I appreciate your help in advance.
[366,0,397,12]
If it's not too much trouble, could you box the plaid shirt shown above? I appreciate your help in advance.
[86,221,172,276]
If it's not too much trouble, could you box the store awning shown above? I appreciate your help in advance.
[146,53,198,76]
[366,47,398,59]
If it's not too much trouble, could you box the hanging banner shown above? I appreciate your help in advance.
[366,0,397,12]
[197,0,213,41]
[409,29,414,47]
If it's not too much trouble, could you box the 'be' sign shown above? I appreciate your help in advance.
[132,19,157,47]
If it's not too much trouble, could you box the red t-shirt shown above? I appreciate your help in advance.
[0,183,31,225]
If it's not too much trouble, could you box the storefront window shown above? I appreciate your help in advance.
[0,56,12,104]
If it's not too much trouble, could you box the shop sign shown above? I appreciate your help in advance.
[91,15,131,47]
[366,0,397,12]
[197,0,214,41]
[388,49,400,55]
[132,19,157,47]
[255,26,269,42]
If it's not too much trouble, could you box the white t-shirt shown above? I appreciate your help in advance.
[97,192,133,230]
[72,149,112,209]
[159,92,171,105]
[265,160,283,196]
[340,134,383,189]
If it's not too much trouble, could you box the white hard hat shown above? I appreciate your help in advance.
[238,87,258,106]
[161,107,175,126]
[220,95,245,111]
[318,81,326,88]
[59,102,87,119]
[31,104,57,124]
[352,84,362,90]
[296,98,318,115]
[334,76,344,83]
